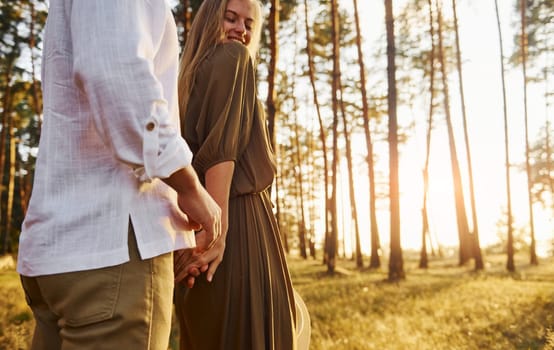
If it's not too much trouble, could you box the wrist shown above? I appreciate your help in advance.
[163,166,201,195]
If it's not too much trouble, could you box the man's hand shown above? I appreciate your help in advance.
[163,166,221,247]
[174,248,207,288]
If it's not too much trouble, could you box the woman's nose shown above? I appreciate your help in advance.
[235,21,246,34]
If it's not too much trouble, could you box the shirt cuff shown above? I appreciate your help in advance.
[136,125,193,182]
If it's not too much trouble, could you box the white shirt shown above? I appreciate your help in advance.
[17,0,195,276]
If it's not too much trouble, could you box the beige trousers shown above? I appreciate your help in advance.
[20,224,173,350]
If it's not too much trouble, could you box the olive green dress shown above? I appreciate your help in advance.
[175,42,297,350]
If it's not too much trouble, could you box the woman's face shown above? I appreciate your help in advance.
[222,0,256,47]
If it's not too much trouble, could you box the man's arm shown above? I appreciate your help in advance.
[71,1,191,181]
[163,165,221,247]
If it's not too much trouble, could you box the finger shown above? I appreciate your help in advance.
[187,218,202,231]
[185,275,196,289]
[174,249,201,283]
[174,251,193,272]
[206,255,223,282]
[175,265,199,284]
[202,242,225,282]
[174,261,195,283]
[174,268,188,284]
[205,216,221,244]
[187,266,201,277]
[194,230,211,251]
[173,211,202,231]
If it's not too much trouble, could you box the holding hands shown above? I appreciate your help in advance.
[173,230,226,288]
[172,161,234,288]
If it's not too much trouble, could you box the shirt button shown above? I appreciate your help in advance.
[146,122,155,131]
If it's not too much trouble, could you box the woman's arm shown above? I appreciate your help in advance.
[205,160,234,235]
[195,160,235,282]
[174,161,234,286]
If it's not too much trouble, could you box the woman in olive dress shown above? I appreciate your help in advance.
[173,0,304,349]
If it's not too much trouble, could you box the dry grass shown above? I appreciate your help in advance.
[0,268,33,350]
[1,252,553,350]
[290,252,554,350]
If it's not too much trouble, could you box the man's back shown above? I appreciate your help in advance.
[17,0,195,277]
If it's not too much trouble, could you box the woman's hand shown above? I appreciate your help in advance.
[174,248,207,288]
[174,227,227,287]
[195,230,227,282]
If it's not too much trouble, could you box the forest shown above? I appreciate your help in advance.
[0,0,553,280]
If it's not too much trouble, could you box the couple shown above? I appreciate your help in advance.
[16,0,309,349]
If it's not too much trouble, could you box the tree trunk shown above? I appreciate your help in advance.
[0,60,14,255]
[275,143,289,253]
[494,0,515,272]
[546,119,553,210]
[435,2,472,265]
[419,0,436,270]
[5,121,16,253]
[266,0,279,147]
[451,0,484,270]
[338,84,363,268]
[307,120,317,259]
[520,0,538,266]
[385,0,405,282]
[352,0,380,269]
[293,96,308,259]
[327,0,341,274]
[303,0,330,264]
[29,1,42,132]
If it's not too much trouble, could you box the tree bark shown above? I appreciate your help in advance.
[327,0,341,274]
[451,0,484,270]
[494,0,515,272]
[0,60,14,255]
[5,120,16,253]
[338,84,363,267]
[293,90,308,259]
[436,2,472,265]
[385,0,405,281]
[419,0,436,270]
[303,0,330,264]
[520,0,539,266]
[266,0,279,147]
[352,0,380,269]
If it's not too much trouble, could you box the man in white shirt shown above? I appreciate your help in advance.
[16,1,221,349]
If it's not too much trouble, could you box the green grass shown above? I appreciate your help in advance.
[2,252,554,350]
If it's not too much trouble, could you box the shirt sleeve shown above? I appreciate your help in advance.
[71,0,191,182]
[191,43,256,174]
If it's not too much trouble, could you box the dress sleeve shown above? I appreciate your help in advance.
[191,43,256,174]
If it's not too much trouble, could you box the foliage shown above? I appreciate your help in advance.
[493,209,531,254]
[528,125,554,211]
[510,0,554,82]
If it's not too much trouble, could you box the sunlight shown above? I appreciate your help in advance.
[332,132,553,258]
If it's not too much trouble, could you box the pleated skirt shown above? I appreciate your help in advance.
[174,190,297,350]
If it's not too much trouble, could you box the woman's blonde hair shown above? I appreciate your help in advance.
[178,0,263,117]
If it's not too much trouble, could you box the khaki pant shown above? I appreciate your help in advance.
[20,225,173,350]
